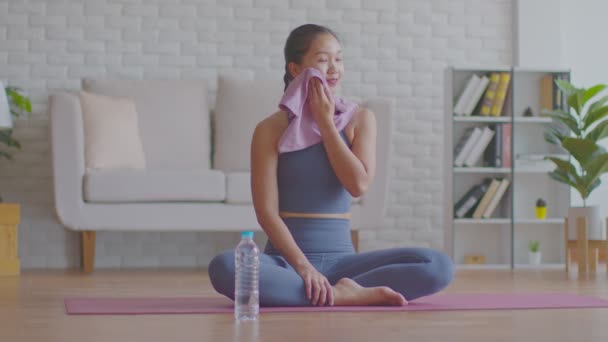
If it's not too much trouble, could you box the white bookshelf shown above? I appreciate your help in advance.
[444,66,572,269]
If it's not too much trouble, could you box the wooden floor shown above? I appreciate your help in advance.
[1,269,608,342]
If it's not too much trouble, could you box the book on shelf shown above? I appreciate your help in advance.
[514,153,568,171]
[490,72,511,116]
[480,123,512,168]
[540,73,569,113]
[483,124,502,167]
[472,178,501,218]
[454,178,493,218]
[464,126,495,166]
[454,126,482,166]
[453,74,480,115]
[515,153,569,161]
[453,177,510,219]
[555,74,568,110]
[454,71,512,117]
[540,74,553,112]
[454,124,510,167]
[479,72,501,116]
[453,74,490,116]
[482,178,510,218]
[501,124,512,167]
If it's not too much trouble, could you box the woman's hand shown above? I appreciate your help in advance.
[296,264,334,306]
[307,78,335,129]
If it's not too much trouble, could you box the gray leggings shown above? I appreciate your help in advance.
[208,218,454,307]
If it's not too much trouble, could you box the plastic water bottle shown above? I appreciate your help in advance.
[234,231,259,321]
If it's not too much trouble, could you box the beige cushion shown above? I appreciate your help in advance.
[79,91,145,171]
[83,79,210,170]
[213,76,284,171]
[84,169,225,203]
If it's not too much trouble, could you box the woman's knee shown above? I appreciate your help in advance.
[428,249,454,291]
[208,250,235,295]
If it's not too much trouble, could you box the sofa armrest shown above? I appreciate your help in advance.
[49,92,86,230]
[353,98,394,229]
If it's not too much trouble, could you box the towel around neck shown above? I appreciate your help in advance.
[277,67,358,153]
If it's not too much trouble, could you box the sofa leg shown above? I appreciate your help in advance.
[81,231,96,273]
[351,229,359,252]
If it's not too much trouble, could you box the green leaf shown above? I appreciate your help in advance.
[587,178,602,196]
[0,130,21,149]
[587,120,608,142]
[6,87,32,113]
[562,138,601,166]
[546,157,583,198]
[25,99,32,113]
[583,105,608,130]
[546,110,580,136]
[582,84,607,106]
[548,169,583,198]
[546,157,579,179]
[567,90,585,116]
[10,138,21,149]
[544,129,564,145]
[555,79,578,97]
[0,150,14,160]
[588,95,608,114]
[582,153,608,193]
[544,123,570,145]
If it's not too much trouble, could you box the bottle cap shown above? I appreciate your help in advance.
[241,231,254,238]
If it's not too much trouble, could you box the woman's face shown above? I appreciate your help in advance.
[289,33,344,93]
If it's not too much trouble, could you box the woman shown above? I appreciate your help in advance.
[209,24,454,307]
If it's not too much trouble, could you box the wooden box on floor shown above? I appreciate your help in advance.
[0,203,20,276]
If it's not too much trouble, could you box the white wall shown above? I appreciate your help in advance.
[0,0,513,269]
[559,0,608,216]
[514,0,562,68]
[516,0,608,218]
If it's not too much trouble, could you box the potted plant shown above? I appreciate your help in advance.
[528,240,541,265]
[0,84,31,202]
[543,80,608,240]
[1,85,31,160]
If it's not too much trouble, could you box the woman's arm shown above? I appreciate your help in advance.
[309,79,377,197]
[250,116,312,272]
[251,115,335,305]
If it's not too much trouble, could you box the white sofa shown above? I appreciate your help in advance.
[49,78,393,272]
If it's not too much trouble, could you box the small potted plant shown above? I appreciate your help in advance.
[1,84,31,202]
[535,198,547,220]
[543,80,608,240]
[528,240,541,265]
[1,85,31,161]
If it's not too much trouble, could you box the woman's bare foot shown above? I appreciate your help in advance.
[332,278,407,306]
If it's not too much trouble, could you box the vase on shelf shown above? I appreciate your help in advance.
[528,251,541,266]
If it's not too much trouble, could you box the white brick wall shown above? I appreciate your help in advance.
[0,0,512,269]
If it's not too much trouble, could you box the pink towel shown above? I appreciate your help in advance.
[278,67,358,153]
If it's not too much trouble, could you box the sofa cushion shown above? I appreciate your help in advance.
[84,169,225,203]
[225,172,252,204]
[79,91,146,171]
[82,79,211,170]
[213,76,283,171]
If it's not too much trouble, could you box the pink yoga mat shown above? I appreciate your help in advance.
[64,293,608,315]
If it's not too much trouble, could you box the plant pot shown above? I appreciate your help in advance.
[528,251,541,265]
[535,206,547,219]
[568,205,604,240]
